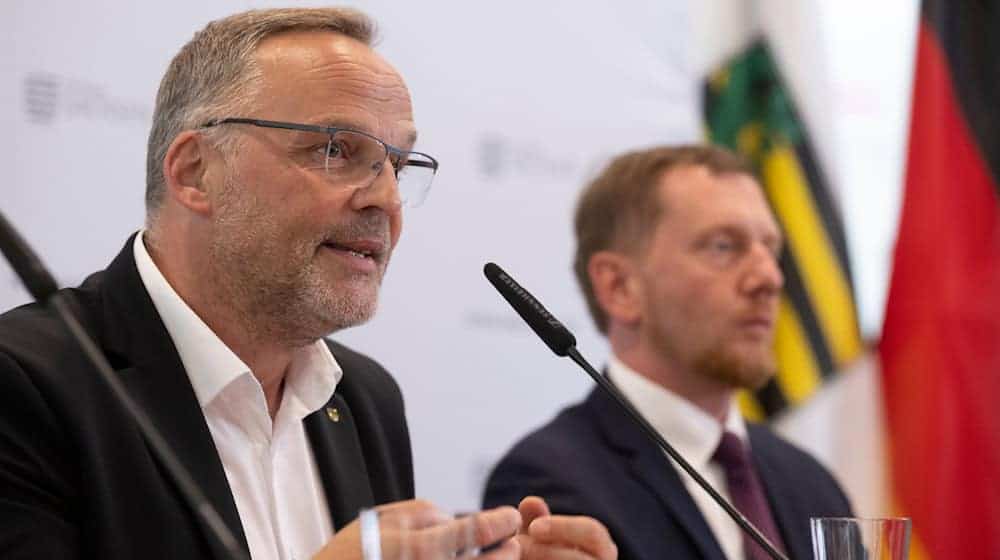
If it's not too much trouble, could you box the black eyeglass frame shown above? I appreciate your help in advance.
[199,117,439,175]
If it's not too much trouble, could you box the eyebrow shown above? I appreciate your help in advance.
[701,223,784,245]
[402,129,419,149]
[320,118,419,150]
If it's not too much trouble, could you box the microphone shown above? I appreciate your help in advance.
[483,262,788,560]
[0,212,249,560]
[483,262,576,356]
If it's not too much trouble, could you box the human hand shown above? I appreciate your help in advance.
[514,496,617,560]
[312,499,521,560]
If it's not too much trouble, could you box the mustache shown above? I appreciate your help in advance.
[320,210,391,248]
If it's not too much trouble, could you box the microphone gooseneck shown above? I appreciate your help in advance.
[483,261,789,560]
[0,213,59,302]
[0,213,249,560]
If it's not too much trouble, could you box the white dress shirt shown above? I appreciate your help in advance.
[606,355,748,560]
[133,232,339,560]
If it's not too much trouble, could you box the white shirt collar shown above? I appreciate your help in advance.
[606,354,748,469]
[132,231,341,411]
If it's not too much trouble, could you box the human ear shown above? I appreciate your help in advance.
[588,250,643,327]
[162,130,213,216]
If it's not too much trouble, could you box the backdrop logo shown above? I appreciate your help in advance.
[478,133,581,181]
[24,73,60,124]
[464,309,582,334]
[23,72,151,125]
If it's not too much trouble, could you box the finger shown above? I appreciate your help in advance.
[475,536,519,560]
[519,541,609,560]
[416,506,520,557]
[518,496,551,533]
[529,516,617,560]
[451,506,520,551]
[375,499,452,530]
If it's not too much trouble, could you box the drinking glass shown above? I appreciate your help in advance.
[811,517,911,560]
[359,506,511,560]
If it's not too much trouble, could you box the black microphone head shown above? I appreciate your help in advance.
[483,262,576,356]
[0,212,59,302]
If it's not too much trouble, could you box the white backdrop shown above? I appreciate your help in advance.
[4,1,915,513]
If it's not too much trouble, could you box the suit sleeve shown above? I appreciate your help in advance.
[483,440,600,519]
[0,351,80,559]
[484,449,643,560]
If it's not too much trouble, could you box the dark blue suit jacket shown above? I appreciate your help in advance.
[483,387,852,560]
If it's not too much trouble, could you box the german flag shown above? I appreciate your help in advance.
[703,40,863,420]
[880,1,1000,557]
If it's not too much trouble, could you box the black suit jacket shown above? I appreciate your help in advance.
[483,387,852,560]
[0,236,414,559]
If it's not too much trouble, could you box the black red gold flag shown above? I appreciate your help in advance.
[880,1,1000,557]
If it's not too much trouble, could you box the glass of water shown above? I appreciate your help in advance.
[811,517,911,560]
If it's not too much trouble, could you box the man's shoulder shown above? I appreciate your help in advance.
[483,390,637,521]
[746,422,850,498]
[492,392,605,471]
[0,299,62,348]
[747,422,830,469]
[0,278,102,368]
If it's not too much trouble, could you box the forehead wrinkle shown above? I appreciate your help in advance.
[256,34,416,147]
[303,62,411,112]
[297,46,409,91]
[304,61,398,87]
[256,35,409,100]
[309,107,416,147]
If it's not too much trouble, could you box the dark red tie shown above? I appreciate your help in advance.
[711,431,787,560]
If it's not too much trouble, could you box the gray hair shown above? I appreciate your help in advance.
[144,7,376,219]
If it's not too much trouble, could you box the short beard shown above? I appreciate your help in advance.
[693,345,775,391]
[207,168,387,348]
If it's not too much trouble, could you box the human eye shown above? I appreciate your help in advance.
[297,132,334,169]
[697,231,745,266]
[307,141,329,160]
[323,136,355,170]
[706,234,738,254]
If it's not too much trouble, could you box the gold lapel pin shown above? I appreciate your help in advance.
[326,407,340,423]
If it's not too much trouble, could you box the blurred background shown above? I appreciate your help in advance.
[6,1,996,558]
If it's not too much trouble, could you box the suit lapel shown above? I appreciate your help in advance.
[97,235,250,558]
[750,428,811,560]
[588,388,728,560]
[305,392,374,528]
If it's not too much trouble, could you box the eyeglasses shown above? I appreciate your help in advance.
[200,117,438,208]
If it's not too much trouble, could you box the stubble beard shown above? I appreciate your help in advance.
[651,317,776,392]
[207,171,389,348]
[692,339,776,391]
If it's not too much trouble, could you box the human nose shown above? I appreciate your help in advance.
[742,244,784,296]
[349,155,402,214]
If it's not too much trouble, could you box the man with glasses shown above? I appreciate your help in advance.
[0,8,615,560]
